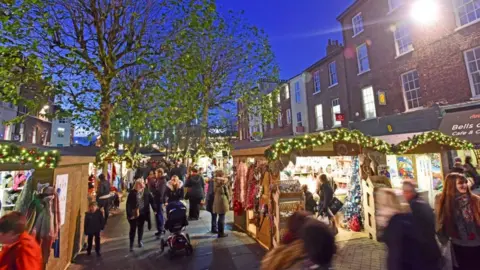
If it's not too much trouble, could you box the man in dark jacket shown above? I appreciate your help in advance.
[97,174,111,226]
[402,181,442,270]
[153,168,167,237]
[185,167,205,220]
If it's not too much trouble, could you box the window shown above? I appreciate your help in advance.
[357,43,370,74]
[332,98,341,127]
[393,23,413,56]
[329,61,338,86]
[295,81,301,103]
[401,70,422,110]
[286,109,292,124]
[278,112,283,127]
[57,127,65,138]
[285,85,290,99]
[59,118,67,124]
[296,112,302,127]
[315,104,324,130]
[389,0,403,11]
[465,47,480,97]
[277,92,281,103]
[454,0,480,27]
[362,86,377,119]
[313,71,321,93]
[352,13,364,36]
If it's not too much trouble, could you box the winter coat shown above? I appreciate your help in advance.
[384,213,441,270]
[318,183,333,215]
[84,209,105,235]
[126,189,156,230]
[0,232,42,270]
[165,180,184,203]
[213,177,230,215]
[185,174,205,200]
[408,196,442,267]
[304,191,317,214]
[152,176,167,204]
[97,180,111,199]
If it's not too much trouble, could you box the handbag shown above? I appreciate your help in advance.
[328,197,344,215]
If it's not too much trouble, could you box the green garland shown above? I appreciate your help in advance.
[394,131,474,154]
[0,144,60,168]
[264,129,392,161]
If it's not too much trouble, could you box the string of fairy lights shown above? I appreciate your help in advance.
[264,129,474,161]
[0,144,60,168]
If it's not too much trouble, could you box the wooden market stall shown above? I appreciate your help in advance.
[0,143,95,270]
[264,129,393,247]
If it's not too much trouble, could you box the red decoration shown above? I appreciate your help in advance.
[349,215,361,232]
[233,200,243,215]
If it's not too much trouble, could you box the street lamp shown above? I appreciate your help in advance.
[411,0,439,25]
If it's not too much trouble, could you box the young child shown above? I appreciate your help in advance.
[84,202,104,256]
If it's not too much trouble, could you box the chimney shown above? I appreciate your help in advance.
[326,39,342,55]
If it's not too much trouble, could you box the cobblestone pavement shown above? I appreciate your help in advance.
[68,205,386,270]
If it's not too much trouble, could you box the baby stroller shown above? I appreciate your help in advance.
[161,201,193,258]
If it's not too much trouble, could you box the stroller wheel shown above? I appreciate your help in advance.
[160,239,165,252]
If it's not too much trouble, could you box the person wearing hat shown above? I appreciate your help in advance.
[184,166,205,220]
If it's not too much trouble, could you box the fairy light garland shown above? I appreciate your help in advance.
[264,129,392,161]
[394,131,474,154]
[0,144,60,168]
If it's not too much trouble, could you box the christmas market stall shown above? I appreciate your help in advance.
[0,143,95,270]
[231,139,273,245]
[264,129,393,247]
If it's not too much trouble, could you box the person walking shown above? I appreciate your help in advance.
[317,174,333,217]
[97,174,111,226]
[0,212,42,270]
[185,167,205,220]
[206,176,217,233]
[402,181,441,270]
[126,178,156,251]
[464,156,480,188]
[213,170,230,238]
[84,202,104,256]
[153,168,167,237]
[436,173,480,270]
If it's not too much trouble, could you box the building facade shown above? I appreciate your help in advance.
[337,0,480,135]
[263,82,293,138]
[50,117,73,147]
[0,102,17,140]
[305,40,350,132]
[289,74,309,135]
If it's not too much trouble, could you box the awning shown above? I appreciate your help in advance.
[438,108,480,143]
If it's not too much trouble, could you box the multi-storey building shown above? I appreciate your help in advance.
[0,101,17,140]
[305,39,350,132]
[289,73,309,135]
[337,0,480,138]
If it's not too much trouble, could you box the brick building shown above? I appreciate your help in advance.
[336,0,480,136]
[263,82,293,138]
[305,39,350,132]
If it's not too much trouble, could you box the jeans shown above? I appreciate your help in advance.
[87,232,101,254]
[156,202,165,233]
[99,199,110,227]
[128,214,146,246]
[217,214,226,234]
[211,212,218,231]
[189,198,201,219]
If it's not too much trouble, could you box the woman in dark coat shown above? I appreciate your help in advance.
[165,175,184,203]
[126,178,156,251]
[317,174,333,216]
[185,167,205,220]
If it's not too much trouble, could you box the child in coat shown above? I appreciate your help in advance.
[84,202,104,256]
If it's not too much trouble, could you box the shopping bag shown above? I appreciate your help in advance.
[317,214,330,225]
[328,197,344,215]
[436,237,456,270]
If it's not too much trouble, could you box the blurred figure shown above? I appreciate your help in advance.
[153,168,167,237]
[165,175,184,203]
[213,170,230,238]
[301,219,336,270]
[185,166,205,220]
[317,174,333,216]
[206,175,217,233]
[464,156,480,189]
[0,212,42,270]
[301,185,316,215]
[97,174,111,226]
[170,159,186,182]
[451,157,465,174]
[281,211,309,245]
[146,169,156,191]
[436,173,480,270]
[84,202,104,256]
[402,181,441,269]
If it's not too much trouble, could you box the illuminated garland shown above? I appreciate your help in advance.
[264,129,392,161]
[394,131,474,154]
[0,144,60,168]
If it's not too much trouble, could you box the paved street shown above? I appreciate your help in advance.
[68,206,386,270]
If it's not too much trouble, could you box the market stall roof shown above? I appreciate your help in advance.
[393,131,474,154]
[264,129,392,161]
[376,133,422,145]
[232,136,295,157]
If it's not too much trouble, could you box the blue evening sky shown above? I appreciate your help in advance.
[217,0,353,79]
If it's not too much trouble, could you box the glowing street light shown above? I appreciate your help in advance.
[411,0,439,25]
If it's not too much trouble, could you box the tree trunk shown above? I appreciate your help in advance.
[100,82,112,173]
[199,92,209,153]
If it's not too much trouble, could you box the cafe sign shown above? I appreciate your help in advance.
[439,110,480,143]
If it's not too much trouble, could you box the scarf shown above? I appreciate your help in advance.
[137,190,145,211]
[455,194,477,240]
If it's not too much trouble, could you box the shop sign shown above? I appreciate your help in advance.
[55,174,69,226]
[335,113,345,122]
[378,91,387,105]
[439,109,480,143]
